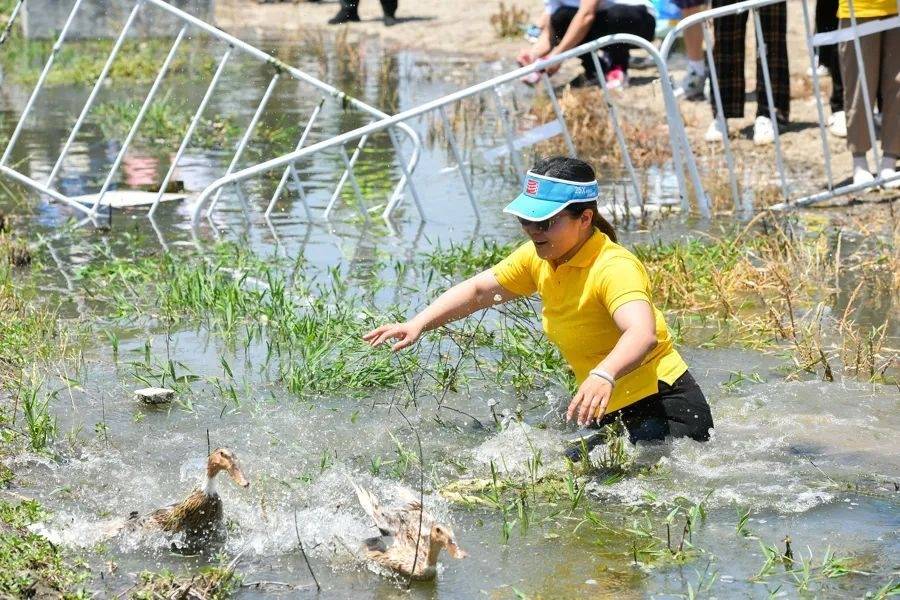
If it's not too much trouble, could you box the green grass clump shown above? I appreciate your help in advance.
[0,500,91,598]
[0,36,216,87]
[130,565,240,600]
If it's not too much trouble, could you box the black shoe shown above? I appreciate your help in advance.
[328,9,360,24]
[383,14,397,26]
[568,73,599,89]
[563,432,606,462]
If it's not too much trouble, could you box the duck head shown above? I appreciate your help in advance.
[429,523,468,560]
[206,448,250,490]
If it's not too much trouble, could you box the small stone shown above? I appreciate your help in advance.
[134,387,174,404]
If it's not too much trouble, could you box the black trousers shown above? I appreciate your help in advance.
[815,0,844,112]
[340,0,397,17]
[598,370,714,444]
[710,0,789,121]
[550,4,656,76]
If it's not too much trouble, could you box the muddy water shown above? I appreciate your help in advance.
[1,35,898,599]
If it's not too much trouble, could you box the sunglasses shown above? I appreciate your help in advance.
[517,216,558,232]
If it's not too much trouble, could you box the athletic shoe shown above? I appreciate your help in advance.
[805,62,829,78]
[605,67,627,90]
[880,168,900,189]
[569,73,599,88]
[328,9,360,24]
[675,65,707,100]
[704,118,728,143]
[753,115,776,145]
[853,167,875,186]
[828,111,847,138]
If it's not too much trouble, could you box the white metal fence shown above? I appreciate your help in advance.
[0,0,422,225]
[659,0,900,210]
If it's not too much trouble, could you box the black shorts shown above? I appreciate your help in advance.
[599,370,714,444]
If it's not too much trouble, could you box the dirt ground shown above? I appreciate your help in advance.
[215,0,896,207]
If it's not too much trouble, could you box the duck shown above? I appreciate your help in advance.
[352,481,468,581]
[122,448,249,550]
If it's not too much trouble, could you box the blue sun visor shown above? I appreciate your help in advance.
[503,171,600,221]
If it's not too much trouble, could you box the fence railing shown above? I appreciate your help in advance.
[659,0,900,211]
[192,32,711,228]
[0,0,422,223]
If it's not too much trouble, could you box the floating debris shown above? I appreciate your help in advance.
[134,387,175,404]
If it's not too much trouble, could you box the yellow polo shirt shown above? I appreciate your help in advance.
[491,229,687,414]
[838,0,897,18]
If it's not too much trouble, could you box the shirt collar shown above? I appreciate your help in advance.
[559,228,606,268]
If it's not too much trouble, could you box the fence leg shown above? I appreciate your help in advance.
[264,99,324,220]
[703,22,740,211]
[589,51,644,208]
[438,105,480,220]
[751,8,790,201]
[491,86,525,181]
[800,0,835,192]
[1,0,86,166]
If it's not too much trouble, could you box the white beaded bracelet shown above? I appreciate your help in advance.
[589,368,615,387]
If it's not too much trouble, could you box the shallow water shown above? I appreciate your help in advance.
[1,32,898,599]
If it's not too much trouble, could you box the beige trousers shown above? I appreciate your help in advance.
[838,17,900,157]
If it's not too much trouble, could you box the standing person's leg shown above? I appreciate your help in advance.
[550,7,607,84]
[751,2,788,145]
[839,18,882,184]
[675,1,710,100]
[877,25,899,186]
[594,3,655,73]
[380,0,397,25]
[705,0,747,142]
[815,0,843,112]
[755,3,789,121]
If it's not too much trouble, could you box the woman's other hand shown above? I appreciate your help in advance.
[517,48,536,66]
[362,321,424,351]
[566,375,613,427]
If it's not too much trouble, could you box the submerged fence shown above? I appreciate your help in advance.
[659,0,900,210]
[192,33,709,226]
[0,0,422,224]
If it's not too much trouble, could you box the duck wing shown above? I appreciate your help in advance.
[352,481,399,536]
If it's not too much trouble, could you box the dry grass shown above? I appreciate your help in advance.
[639,211,898,381]
[490,2,528,39]
[531,87,672,171]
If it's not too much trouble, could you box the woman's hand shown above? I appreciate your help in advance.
[362,321,424,352]
[517,48,536,66]
[566,375,613,427]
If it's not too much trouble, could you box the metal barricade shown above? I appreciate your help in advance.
[0,0,422,224]
[660,0,900,211]
[194,33,711,228]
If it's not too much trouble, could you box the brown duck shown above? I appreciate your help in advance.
[352,481,468,580]
[124,448,249,549]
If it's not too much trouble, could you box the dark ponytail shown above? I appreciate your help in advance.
[530,156,617,243]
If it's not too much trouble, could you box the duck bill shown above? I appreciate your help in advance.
[228,463,250,488]
[447,542,468,559]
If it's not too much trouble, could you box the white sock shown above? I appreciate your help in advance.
[688,59,706,74]
[852,155,870,174]
[880,155,897,173]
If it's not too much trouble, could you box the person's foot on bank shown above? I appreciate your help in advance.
[828,110,847,138]
[384,14,397,26]
[676,64,707,100]
[704,118,728,143]
[328,8,360,24]
[569,73,599,89]
[753,115,775,146]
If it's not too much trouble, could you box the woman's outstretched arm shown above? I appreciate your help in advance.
[363,270,519,351]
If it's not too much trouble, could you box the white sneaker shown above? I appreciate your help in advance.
[853,167,875,186]
[676,65,707,100]
[828,111,847,138]
[704,119,728,143]
[806,62,829,78]
[753,116,776,145]
[880,168,900,189]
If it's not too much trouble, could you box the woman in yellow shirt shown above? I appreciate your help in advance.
[364,156,713,456]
